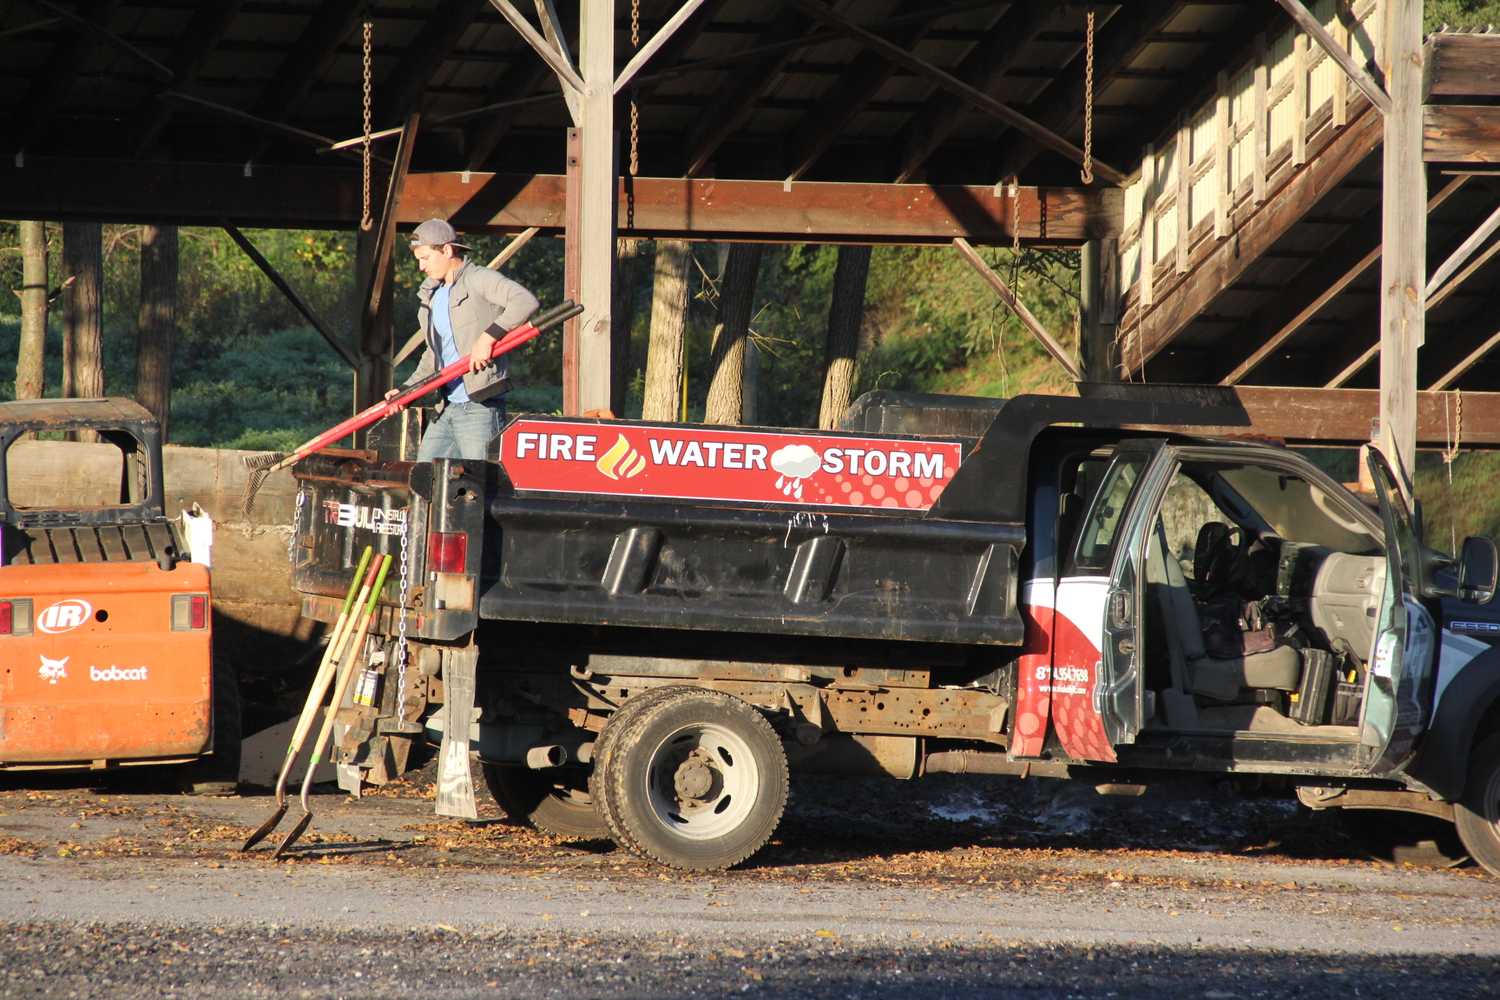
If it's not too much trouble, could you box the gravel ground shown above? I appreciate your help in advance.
[0,767,1497,998]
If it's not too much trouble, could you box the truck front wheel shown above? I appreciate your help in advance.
[481,763,607,840]
[1455,734,1500,877]
[603,688,787,871]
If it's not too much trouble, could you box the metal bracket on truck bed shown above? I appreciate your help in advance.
[436,644,479,820]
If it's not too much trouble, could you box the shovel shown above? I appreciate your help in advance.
[273,553,392,859]
[241,546,375,852]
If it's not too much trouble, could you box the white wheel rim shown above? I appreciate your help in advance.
[643,721,760,841]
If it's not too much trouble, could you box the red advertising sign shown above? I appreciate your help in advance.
[498,419,964,511]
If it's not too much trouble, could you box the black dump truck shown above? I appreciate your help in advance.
[287,385,1500,874]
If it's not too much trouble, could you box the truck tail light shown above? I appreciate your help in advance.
[427,532,468,574]
[171,594,209,631]
[0,599,33,636]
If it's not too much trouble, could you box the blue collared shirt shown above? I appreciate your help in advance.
[431,282,469,404]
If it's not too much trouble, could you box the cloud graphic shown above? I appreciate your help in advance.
[770,445,820,479]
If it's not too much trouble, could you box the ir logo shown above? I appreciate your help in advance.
[37,599,92,634]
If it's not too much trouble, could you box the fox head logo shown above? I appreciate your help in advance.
[38,654,68,685]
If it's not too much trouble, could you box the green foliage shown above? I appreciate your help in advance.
[1425,0,1500,31]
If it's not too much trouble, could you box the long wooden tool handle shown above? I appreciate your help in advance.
[302,554,392,780]
[284,547,375,758]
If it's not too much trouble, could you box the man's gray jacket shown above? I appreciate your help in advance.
[406,259,539,405]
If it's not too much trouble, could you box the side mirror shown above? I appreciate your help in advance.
[1458,536,1499,605]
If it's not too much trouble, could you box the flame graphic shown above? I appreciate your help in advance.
[596,434,647,480]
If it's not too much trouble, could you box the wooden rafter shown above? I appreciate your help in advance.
[22,0,171,81]
[380,0,490,125]
[788,0,1123,185]
[615,0,712,95]
[222,225,356,369]
[534,0,582,124]
[783,21,932,186]
[684,7,810,178]
[1269,0,1389,116]
[953,238,1081,381]
[1426,203,1500,298]
[489,0,586,106]
[892,2,1072,184]
[463,58,554,170]
[246,0,364,161]
[1219,176,1471,385]
[131,0,245,157]
[1120,105,1384,377]
[993,0,1184,182]
[15,0,124,153]
[1428,284,1500,391]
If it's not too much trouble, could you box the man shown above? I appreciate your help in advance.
[390,218,539,461]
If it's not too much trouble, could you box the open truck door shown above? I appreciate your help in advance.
[1361,449,1439,775]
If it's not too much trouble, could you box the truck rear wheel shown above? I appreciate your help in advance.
[602,688,787,871]
[481,763,606,840]
[1455,734,1500,877]
[589,685,695,849]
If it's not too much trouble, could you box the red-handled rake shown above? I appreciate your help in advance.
[242,300,581,514]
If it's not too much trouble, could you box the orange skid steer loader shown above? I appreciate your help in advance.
[0,399,235,790]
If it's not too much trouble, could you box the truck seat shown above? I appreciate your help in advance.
[1146,523,1301,710]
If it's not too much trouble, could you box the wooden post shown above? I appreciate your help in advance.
[1214,72,1231,240]
[1140,143,1157,308]
[1292,31,1309,166]
[135,224,178,441]
[1332,9,1349,129]
[1252,34,1268,205]
[563,127,582,414]
[1379,0,1425,489]
[1175,115,1191,274]
[576,0,616,415]
[16,221,46,402]
[355,225,394,443]
[1080,238,1119,382]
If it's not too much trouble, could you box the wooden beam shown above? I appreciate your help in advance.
[1139,143,1157,308]
[0,156,1121,245]
[489,0,586,103]
[684,7,811,178]
[363,113,421,330]
[159,91,380,165]
[379,0,488,126]
[1423,33,1500,99]
[993,0,1185,182]
[1221,176,1470,386]
[615,0,711,95]
[1379,0,1426,485]
[1429,297,1500,391]
[24,0,172,82]
[462,58,553,171]
[1080,238,1119,381]
[534,0,582,125]
[131,0,244,156]
[1156,386,1500,448]
[785,21,931,186]
[1292,32,1309,165]
[1270,0,1390,115]
[1122,106,1383,374]
[1174,116,1191,273]
[953,238,1080,381]
[246,0,364,161]
[222,225,357,369]
[788,0,1125,185]
[1426,203,1500,298]
[1424,105,1500,164]
[1252,33,1268,203]
[1214,71,1231,239]
[890,3,1067,184]
[15,0,123,153]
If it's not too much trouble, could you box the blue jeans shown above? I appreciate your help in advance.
[417,399,507,462]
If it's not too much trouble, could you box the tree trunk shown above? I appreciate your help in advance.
[611,238,645,416]
[641,240,692,422]
[63,223,104,442]
[16,221,46,401]
[818,245,872,430]
[703,244,763,425]
[136,224,179,440]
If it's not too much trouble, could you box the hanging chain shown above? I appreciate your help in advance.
[1080,10,1096,185]
[1007,176,1021,252]
[287,487,307,565]
[629,0,641,177]
[394,507,412,724]
[360,20,374,232]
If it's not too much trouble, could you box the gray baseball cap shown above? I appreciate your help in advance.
[409,218,472,251]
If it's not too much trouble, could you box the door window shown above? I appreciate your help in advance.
[1075,453,1148,571]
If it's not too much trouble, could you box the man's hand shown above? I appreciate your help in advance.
[468,332,497,373]
[384,387,401,401]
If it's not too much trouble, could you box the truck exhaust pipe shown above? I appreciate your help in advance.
[525,744,568,769]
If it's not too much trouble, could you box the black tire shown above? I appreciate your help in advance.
[1455,734,1500,877]
[182,657,242,796]
[589,685,696,850]
[482,762,607,839]
[603,688,787,871]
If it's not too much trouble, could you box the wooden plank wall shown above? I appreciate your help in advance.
[1118,0,1384,312]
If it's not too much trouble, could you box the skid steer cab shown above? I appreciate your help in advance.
[0,398,235,787]
[289,388,1500,875]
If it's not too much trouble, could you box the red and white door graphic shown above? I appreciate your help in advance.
[1014,575,1117,763]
